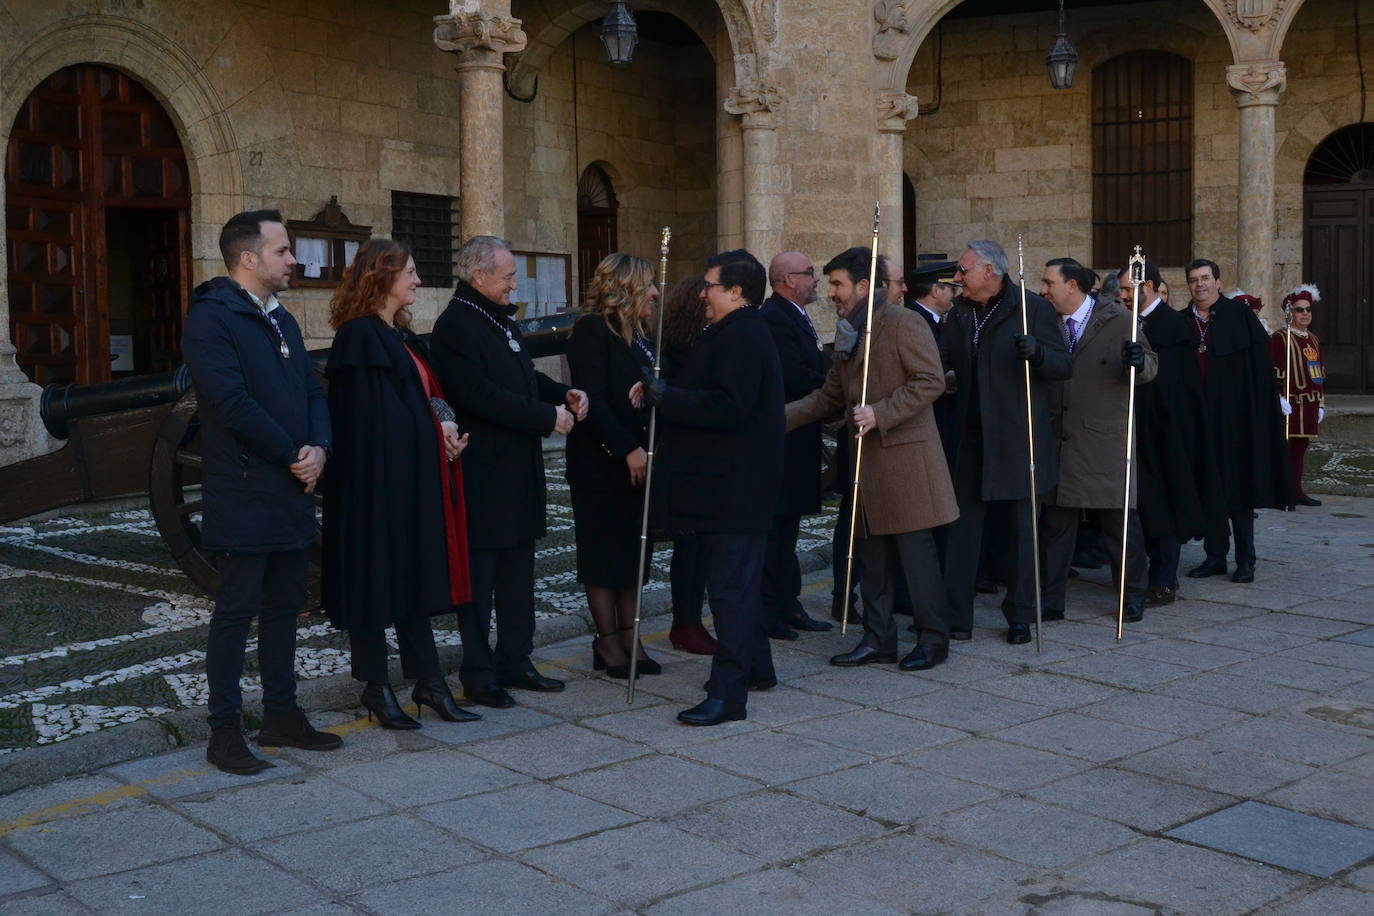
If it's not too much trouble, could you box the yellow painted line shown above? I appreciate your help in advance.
[0,783,149,837]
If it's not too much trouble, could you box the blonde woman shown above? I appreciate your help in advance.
[565,253,662,678]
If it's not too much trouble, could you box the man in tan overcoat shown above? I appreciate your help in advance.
[787,248,959,671]
[1039,257,1158,623]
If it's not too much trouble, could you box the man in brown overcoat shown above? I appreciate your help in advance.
[1039,258,1158,623]
[787,248,959,671]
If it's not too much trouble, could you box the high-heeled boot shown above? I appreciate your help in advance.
[359,681,420,730]
[669,620,717,655]
[592,632,631,679]
[412,676,481,723]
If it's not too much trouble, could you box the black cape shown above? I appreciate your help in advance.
[321,316,457,632]
[1136,302,1207,540]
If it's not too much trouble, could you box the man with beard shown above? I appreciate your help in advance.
[786,247,958,670]
[430,235,589,708]
[1180,259,1292,584]
[760,251,833,638]
[941,240,1073,644]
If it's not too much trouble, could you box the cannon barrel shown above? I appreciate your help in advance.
[38,312,578,439]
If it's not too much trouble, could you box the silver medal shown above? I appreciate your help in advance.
[508,337,521,352]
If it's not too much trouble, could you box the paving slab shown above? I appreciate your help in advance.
[414,782,639,852]
[1266,769,1374,829]
[1262,885,1374,915]
[1336,627,1374,648]
[553,754,759,818]
[1245,612,1369,638]
[1168,801,1374,877]
[61,848,316,915]
[1288,640,1374,673]
[1157,671,1319,714]
[351,858,617,916]
[901,737,1090,790]
[1277,598,1372,625]
[915,795,1138,869]
[1027,766,1237,832]
[0,891,87,915]
[990,711,1180,762]
[785,665,943,706]
[171,775,388,842]
[1220,655,1372,693]
[1200,714,1374,767]
[645,866,906,916]
[1179,622,1317,654]
[460,723,646,779]
[673,731,870,784]
[1076,691,1250,736]
[1117,738,1318,796]
[4,805,221,881]
[516,676,669,719]
[1117,636,1260,670]
[324,747,529,807]
[730,685,862,728]
[0,775,145,833]
[885,685,1052,734]
[103,747,303,799]
[0,850,48,897]
[668,789,887,861]
[408,704,560,746]
[780,708,966,758]
[577,703,764,749]
[970,671,1128,710]
[1045,652,1198,689]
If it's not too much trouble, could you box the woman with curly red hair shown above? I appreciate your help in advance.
[322,238,480,727]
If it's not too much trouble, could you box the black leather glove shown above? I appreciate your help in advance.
[640,366,667,407]
[1122,340,1146,370]
[1013,333,1044,367]
[943,369,958,396]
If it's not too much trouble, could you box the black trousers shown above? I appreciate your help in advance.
[1204,511,1256,568]
[1146,533,1182,590]
[670,534,706,625]
[348,614,443,684]
[762,515,803,628]
[1041,506,1148,614]
[856,529,948,652]
[943,436,1038,629]
[457,543,537,690]
[206,549,307,728]
[702,531,775,707]
[832,489,861,605]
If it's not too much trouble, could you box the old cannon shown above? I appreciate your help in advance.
[0,313,578,596]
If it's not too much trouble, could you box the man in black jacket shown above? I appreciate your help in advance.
[639,250,784,726]
[429,236,588,708]
[760,251,832,637]
[941,240,1073,645]
[181,210,341,775]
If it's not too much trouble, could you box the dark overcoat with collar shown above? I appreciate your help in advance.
[180,276,330,553]
[429,280,571,550]
[1046,298,1158,509]
[651,305,784,534]
[564,312,651,493]
[943,276,1074,501]
[761,292,824,517]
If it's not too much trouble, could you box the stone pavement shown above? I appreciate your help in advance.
[2,497,1374,914]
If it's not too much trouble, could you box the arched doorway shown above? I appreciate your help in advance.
[6,64,191,387]
[577,163,618,299]
[1303,123,1374,394]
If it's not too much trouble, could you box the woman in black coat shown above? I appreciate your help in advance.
[565,253,662,678]
[322,239,480,728]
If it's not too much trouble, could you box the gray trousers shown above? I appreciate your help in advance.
[1041,505,1148,614]
[856,529,949,653]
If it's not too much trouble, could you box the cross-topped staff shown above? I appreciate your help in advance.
[1015,235,1045,653]
[1117,245,1146,640]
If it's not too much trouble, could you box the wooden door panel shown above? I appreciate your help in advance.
[1304,187,1369,393]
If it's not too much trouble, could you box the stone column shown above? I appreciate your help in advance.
[875,92,919,261]
[434,4,527,240]
[724,83,783,260]
[1227,60,1286,309]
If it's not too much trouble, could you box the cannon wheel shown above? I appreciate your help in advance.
[149,388,323,598]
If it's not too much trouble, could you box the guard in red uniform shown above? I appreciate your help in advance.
[1272,284,1325,507]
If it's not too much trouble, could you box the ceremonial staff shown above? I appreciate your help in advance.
[838,203,882,636]
[1117,247,1146,640]
[1015,236,1045,653]
[627,226,672,703]
[1284,306,1294,442]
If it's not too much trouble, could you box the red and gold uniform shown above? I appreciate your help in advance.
[1272,283,1325,505]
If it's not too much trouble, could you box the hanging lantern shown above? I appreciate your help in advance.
[1045,0,1079,90]
[600,0,639,66]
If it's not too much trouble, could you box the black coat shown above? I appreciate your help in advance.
[761,293,824,517]
[1136,301,1208,540]
[652,306,785,534]
[908,300,952,441]
[430,280,570,549]
[565,313,651,492]
[321,317,456,631]
[908,300,945,346]
[943,277,1073,501]
[180,277,330,553]
[1186,295,1293,512]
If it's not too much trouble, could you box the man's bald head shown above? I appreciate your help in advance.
[768,251,817,304]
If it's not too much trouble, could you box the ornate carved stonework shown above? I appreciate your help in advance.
[875,90,919,131]
[1226,60,1287,106]
[754,0,777,44]
[873,0,909,61]
[1228,0,1286,32]
[0,402,23,449]
[725,82,782,125]
[434,10,527,66]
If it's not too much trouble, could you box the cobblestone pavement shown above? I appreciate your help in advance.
[2,496,1373,914]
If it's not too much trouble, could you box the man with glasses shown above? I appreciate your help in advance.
[760,253,833,638]
[1180,259,1291,584]
[941,241,1072,644]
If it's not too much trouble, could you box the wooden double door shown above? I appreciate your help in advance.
[6,64,190,387]
[1304,186,1374,393]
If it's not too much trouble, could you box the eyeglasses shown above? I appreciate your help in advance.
[785,268,815,279]
[702,281,724,291]
[954,264,973,276]
[1290,305,1311,313]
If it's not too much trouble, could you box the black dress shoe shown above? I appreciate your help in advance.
[465,685,516,708]
[702,676,777,692]
[1042,609,1065,622]
[898,643,949,671]
[1145,585,1177,607]
[783,610,834,632]
[1187,559,1227,578]
[1232,565,1255,584]
[258,707,344,750]
[207,724,272,775]
[1006,623,1032,645]
[499,671,565,692]
[949,629,973,641]
[829,645,897,667]
[975,579,1000,594]
[765,623,800,641]
[1123,602,1145,623]
[1297,495,1322,507]
[677,698,747,726]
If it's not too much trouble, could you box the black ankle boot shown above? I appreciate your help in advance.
[207,724,272,775]
[258,707,342,751]
[412,677,481,723]
[360,681,420,730]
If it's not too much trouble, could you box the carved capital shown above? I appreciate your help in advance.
[873,0,909,61]
[1226,60,1287,107]
[434,10,527,68]
[1227,0,1288,32]
[724,83,782,127]
[875,91,920,132]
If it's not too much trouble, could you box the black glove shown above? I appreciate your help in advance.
[1013,333,1044,367]
[640,366,667,407]
[1122,340,1146,370]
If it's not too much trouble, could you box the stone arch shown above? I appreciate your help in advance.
[508,0,757,99]
[1,14,246,281]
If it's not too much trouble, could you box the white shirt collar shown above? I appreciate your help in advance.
[1139,296,1163,318]
[240,284,281,314]
[1191,303,1211,322]
[1066,295,1094,326]
[784,297,807,316]
[913,300,942,323]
